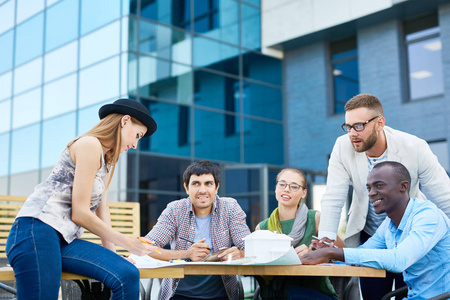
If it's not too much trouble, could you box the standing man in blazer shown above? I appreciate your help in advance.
[317,93,450,300]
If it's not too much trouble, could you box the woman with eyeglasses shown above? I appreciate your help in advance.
[255,167,345,299]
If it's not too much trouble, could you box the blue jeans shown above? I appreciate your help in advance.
[6,217,140,300]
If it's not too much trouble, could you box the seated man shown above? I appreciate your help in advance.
[302,161,450,299]
[145,160,251,300]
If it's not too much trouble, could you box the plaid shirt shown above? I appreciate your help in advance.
[145,196,250,300]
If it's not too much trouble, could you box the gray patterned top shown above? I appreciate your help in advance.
[17,140,109,243]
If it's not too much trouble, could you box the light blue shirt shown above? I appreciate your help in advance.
[344,198,450,300]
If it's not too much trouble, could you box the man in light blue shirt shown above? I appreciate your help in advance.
[302,161,450,299]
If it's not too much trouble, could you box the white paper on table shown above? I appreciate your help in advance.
[262,247,301,265]
[129,247,301,268]
[128,254,180,268]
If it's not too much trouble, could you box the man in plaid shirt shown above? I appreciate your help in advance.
[145,160,251,300]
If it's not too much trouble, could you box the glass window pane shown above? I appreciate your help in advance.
[241,3,260,49]
[16,0,44,24]
[77,101,106,136]
[15,13,44,66]
[197,0,238,45]
[243,81,282,121]
[14,57,42,95]
[331,37,359,114]
[80,21,120,68]
[44,41,78,82]
[45,0,79,52]
[13,88,41,129]
[0,0,15,35]
[47,0,63,7]
[139,55,192,104]
[79,56,120,108]
[128,53,138,94]
[242,0,260,6]
[193,36,239,76]
[139,100,191,157]
[81,0,120,35]
[0,99,11,133]
[0,71,12,100]
[194,70,237,112]
[242,51,282,86]
[139,19,192,65]
[43,74,77,119]
[11,124,40,174]
[194,108,240,162]
[0,30,14,73]
[42,113,76,168]
[407,35,444,100]
[0,133,9,176]
[244,118,283,165]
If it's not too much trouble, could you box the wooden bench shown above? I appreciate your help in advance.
[0,195,141,259]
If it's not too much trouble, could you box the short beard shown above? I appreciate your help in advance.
[354,126,378,153]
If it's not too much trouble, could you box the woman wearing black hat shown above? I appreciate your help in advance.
[6,99,158,300]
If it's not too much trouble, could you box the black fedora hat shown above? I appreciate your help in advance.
[98,99,157,137]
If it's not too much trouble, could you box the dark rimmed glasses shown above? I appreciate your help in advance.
[276,181,305,192]
[341,116,380,132]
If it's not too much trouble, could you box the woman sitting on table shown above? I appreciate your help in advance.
[255,167,345,300]
[6,99,159,300]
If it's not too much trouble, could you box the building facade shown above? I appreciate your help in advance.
[0,0,284,232]
[263,0,450,176]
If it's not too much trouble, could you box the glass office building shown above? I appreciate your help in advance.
[0,0,284,231]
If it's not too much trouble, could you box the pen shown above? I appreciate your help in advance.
[311,235,339,248]
[137,237,161,253]
[178,236,194,244]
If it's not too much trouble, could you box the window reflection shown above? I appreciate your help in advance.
[14,57,42,95]
[11,124,40,174]
[0,100,11,134]
[43,74,77,119]
[77,102,107,136]
[243,80,282,121]
[80,21,120,68]
[13,88,41,129]
[193,36,239,76]
[139,19,192,65]
[193,70,237,112]
[242,51,282,86]
[244,118,283,165]
[16,0,44,25]
[44,41,78,82]
[80,0,120,35]
[139,55,192,104]
[0,133,9,177]
[195,108,240,162]
[330,37,359,114]
[0,72,12,100]
[0,0,14,35]
[42,113,76,168]
[139,99,191,157]
[79,56,120,108]
[45,0,79,52]
[405,14,444,101]
[15,13,44,66]
[0,30,14,73]
[241,3,260,50]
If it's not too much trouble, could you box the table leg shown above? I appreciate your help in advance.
[252,276,289,300]
[73,279,111,300]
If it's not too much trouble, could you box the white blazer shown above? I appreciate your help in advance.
[318,126,450,247]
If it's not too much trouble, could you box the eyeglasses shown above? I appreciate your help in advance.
[341,116,380,132]
[276,181,305,192]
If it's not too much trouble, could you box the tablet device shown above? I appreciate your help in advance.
[202,248,229,262]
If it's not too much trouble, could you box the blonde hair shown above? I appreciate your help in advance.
[70,113,144,190]
[277,167,307,188]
